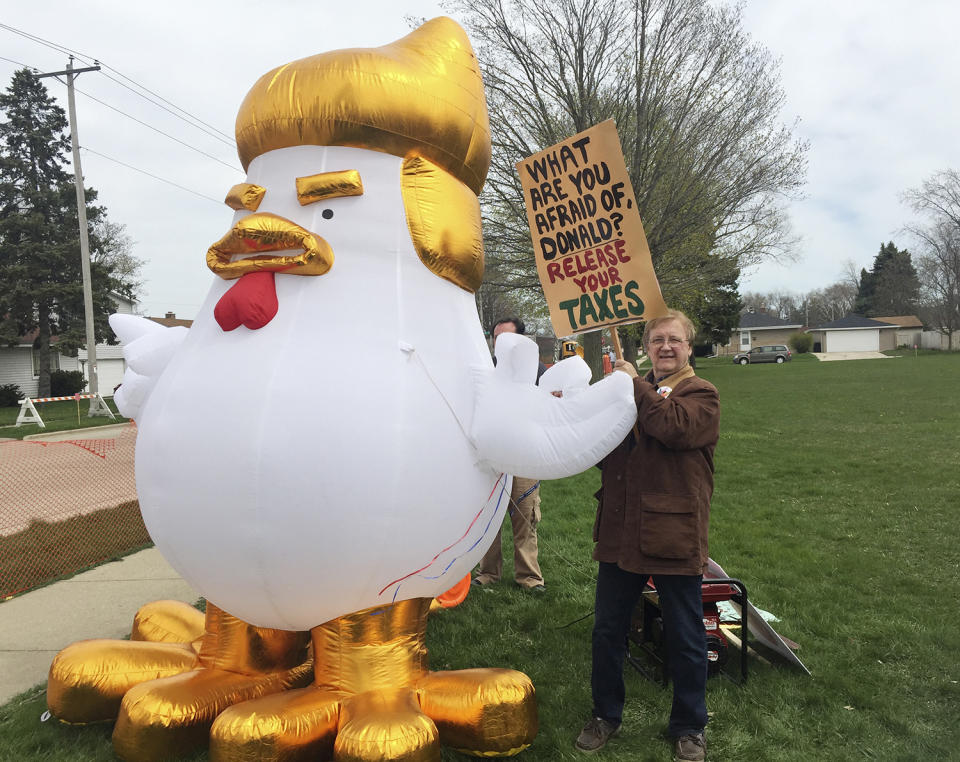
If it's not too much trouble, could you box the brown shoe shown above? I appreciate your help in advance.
[674,732,706,761]
[575,716,619,753]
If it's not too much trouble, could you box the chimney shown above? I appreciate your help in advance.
[165,312,176,319]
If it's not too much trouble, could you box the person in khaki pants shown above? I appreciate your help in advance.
[473,475,544,592]
[472,317,547,593]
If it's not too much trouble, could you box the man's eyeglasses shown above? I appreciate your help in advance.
[648,337,688,348]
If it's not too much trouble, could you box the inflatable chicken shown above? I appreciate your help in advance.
[48,18,637,761]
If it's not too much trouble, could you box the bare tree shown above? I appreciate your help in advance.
[740,290,798,321]
[902,169,960,349]
[805,282,854,325]
[445,0,807,373]
[839,259,862,294]
[91,219,144,304]
[743,279,857,327]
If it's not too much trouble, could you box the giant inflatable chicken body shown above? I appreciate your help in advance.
[48,18,638,762]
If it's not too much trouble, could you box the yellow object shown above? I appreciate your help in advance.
[49,596,536,760]
[47,601,312,759]
[296,169,364,205]
[114,657,312,762]
[235,17,490,196]
[210,598,537,760]
[402,155,484,292]
[131,599,205,644]
[224,183,267,211]
[206,212,334,279]
[560,340,584,359]
[47,639,199,725]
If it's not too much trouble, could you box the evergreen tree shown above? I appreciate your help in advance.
[0,69,138,395]
[853,242,920,317]
[691,266,743,351]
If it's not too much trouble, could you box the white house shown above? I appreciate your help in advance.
[806,314,898,353]
[0,296,138,398]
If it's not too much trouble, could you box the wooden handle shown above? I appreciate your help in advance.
[610,327,624,359]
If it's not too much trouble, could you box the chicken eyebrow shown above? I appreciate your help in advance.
[224,183,266,211]
[295,170,364,206]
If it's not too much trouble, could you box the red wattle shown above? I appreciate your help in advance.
[214,271,279,331]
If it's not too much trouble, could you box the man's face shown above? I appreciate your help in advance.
[646,319,692,378]
[493,321,517,346]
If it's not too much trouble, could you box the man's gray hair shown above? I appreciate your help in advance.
[642,309,697,347]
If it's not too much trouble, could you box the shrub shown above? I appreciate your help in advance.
[50,369,87,396]
[789,332,813,354]
[0,383,23,407]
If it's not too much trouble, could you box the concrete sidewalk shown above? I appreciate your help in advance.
[0,547,197,705]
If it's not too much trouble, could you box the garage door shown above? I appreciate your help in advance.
[826,329,879,352]
[89,358,126,395]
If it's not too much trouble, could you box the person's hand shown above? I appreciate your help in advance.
[613,359,638,379]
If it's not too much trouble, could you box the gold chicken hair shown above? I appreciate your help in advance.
[218,15,489,294]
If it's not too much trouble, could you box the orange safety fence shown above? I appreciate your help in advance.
[0,423,149,599]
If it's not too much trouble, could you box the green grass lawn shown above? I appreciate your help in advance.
[0,398,128,439]
[2,352,959,760]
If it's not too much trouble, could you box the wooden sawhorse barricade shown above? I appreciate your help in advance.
[16,394,116,428]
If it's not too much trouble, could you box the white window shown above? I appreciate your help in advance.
[31,350,60,377]
[740,331,750,349]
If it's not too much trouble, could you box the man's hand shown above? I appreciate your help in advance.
[614,359,638,379]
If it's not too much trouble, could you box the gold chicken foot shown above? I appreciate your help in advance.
[47,600,312,761]
[210,598,538,761]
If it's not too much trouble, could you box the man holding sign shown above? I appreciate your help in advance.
[575,310,718,761]
[518,126,717,760]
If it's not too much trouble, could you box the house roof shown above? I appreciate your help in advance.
[11,327,62,347]
[738,312,802,330]
[146,313,193,329]
[811,314,897,331]
[872,315,923,329]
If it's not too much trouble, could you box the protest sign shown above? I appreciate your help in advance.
[516,120,666,337]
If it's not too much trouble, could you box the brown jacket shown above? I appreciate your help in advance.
[592,366,720,575]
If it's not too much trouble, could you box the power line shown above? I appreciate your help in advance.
[2,47,233,205]
[0,54,38,70]
[0,23,236,148]
[0,22,79,59]
[73,84,241,172]
[94,66,235,147]
[80,146,226,205]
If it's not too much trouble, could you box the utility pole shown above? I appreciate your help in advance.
[38,58,105,408]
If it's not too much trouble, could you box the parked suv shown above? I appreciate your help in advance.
[733,345,792,364]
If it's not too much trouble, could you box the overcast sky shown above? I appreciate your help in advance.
[3,0,959,318]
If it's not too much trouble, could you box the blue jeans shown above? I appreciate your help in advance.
[591,561,708,737]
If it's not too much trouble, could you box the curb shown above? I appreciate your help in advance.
[22,422,135,442]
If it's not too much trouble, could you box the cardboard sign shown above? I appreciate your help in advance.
[516,120,666,336]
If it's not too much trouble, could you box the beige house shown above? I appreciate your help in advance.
[872,315,923,348]
[715,312,803,357]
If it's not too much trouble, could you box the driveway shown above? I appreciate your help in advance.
[812,351,893,361]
